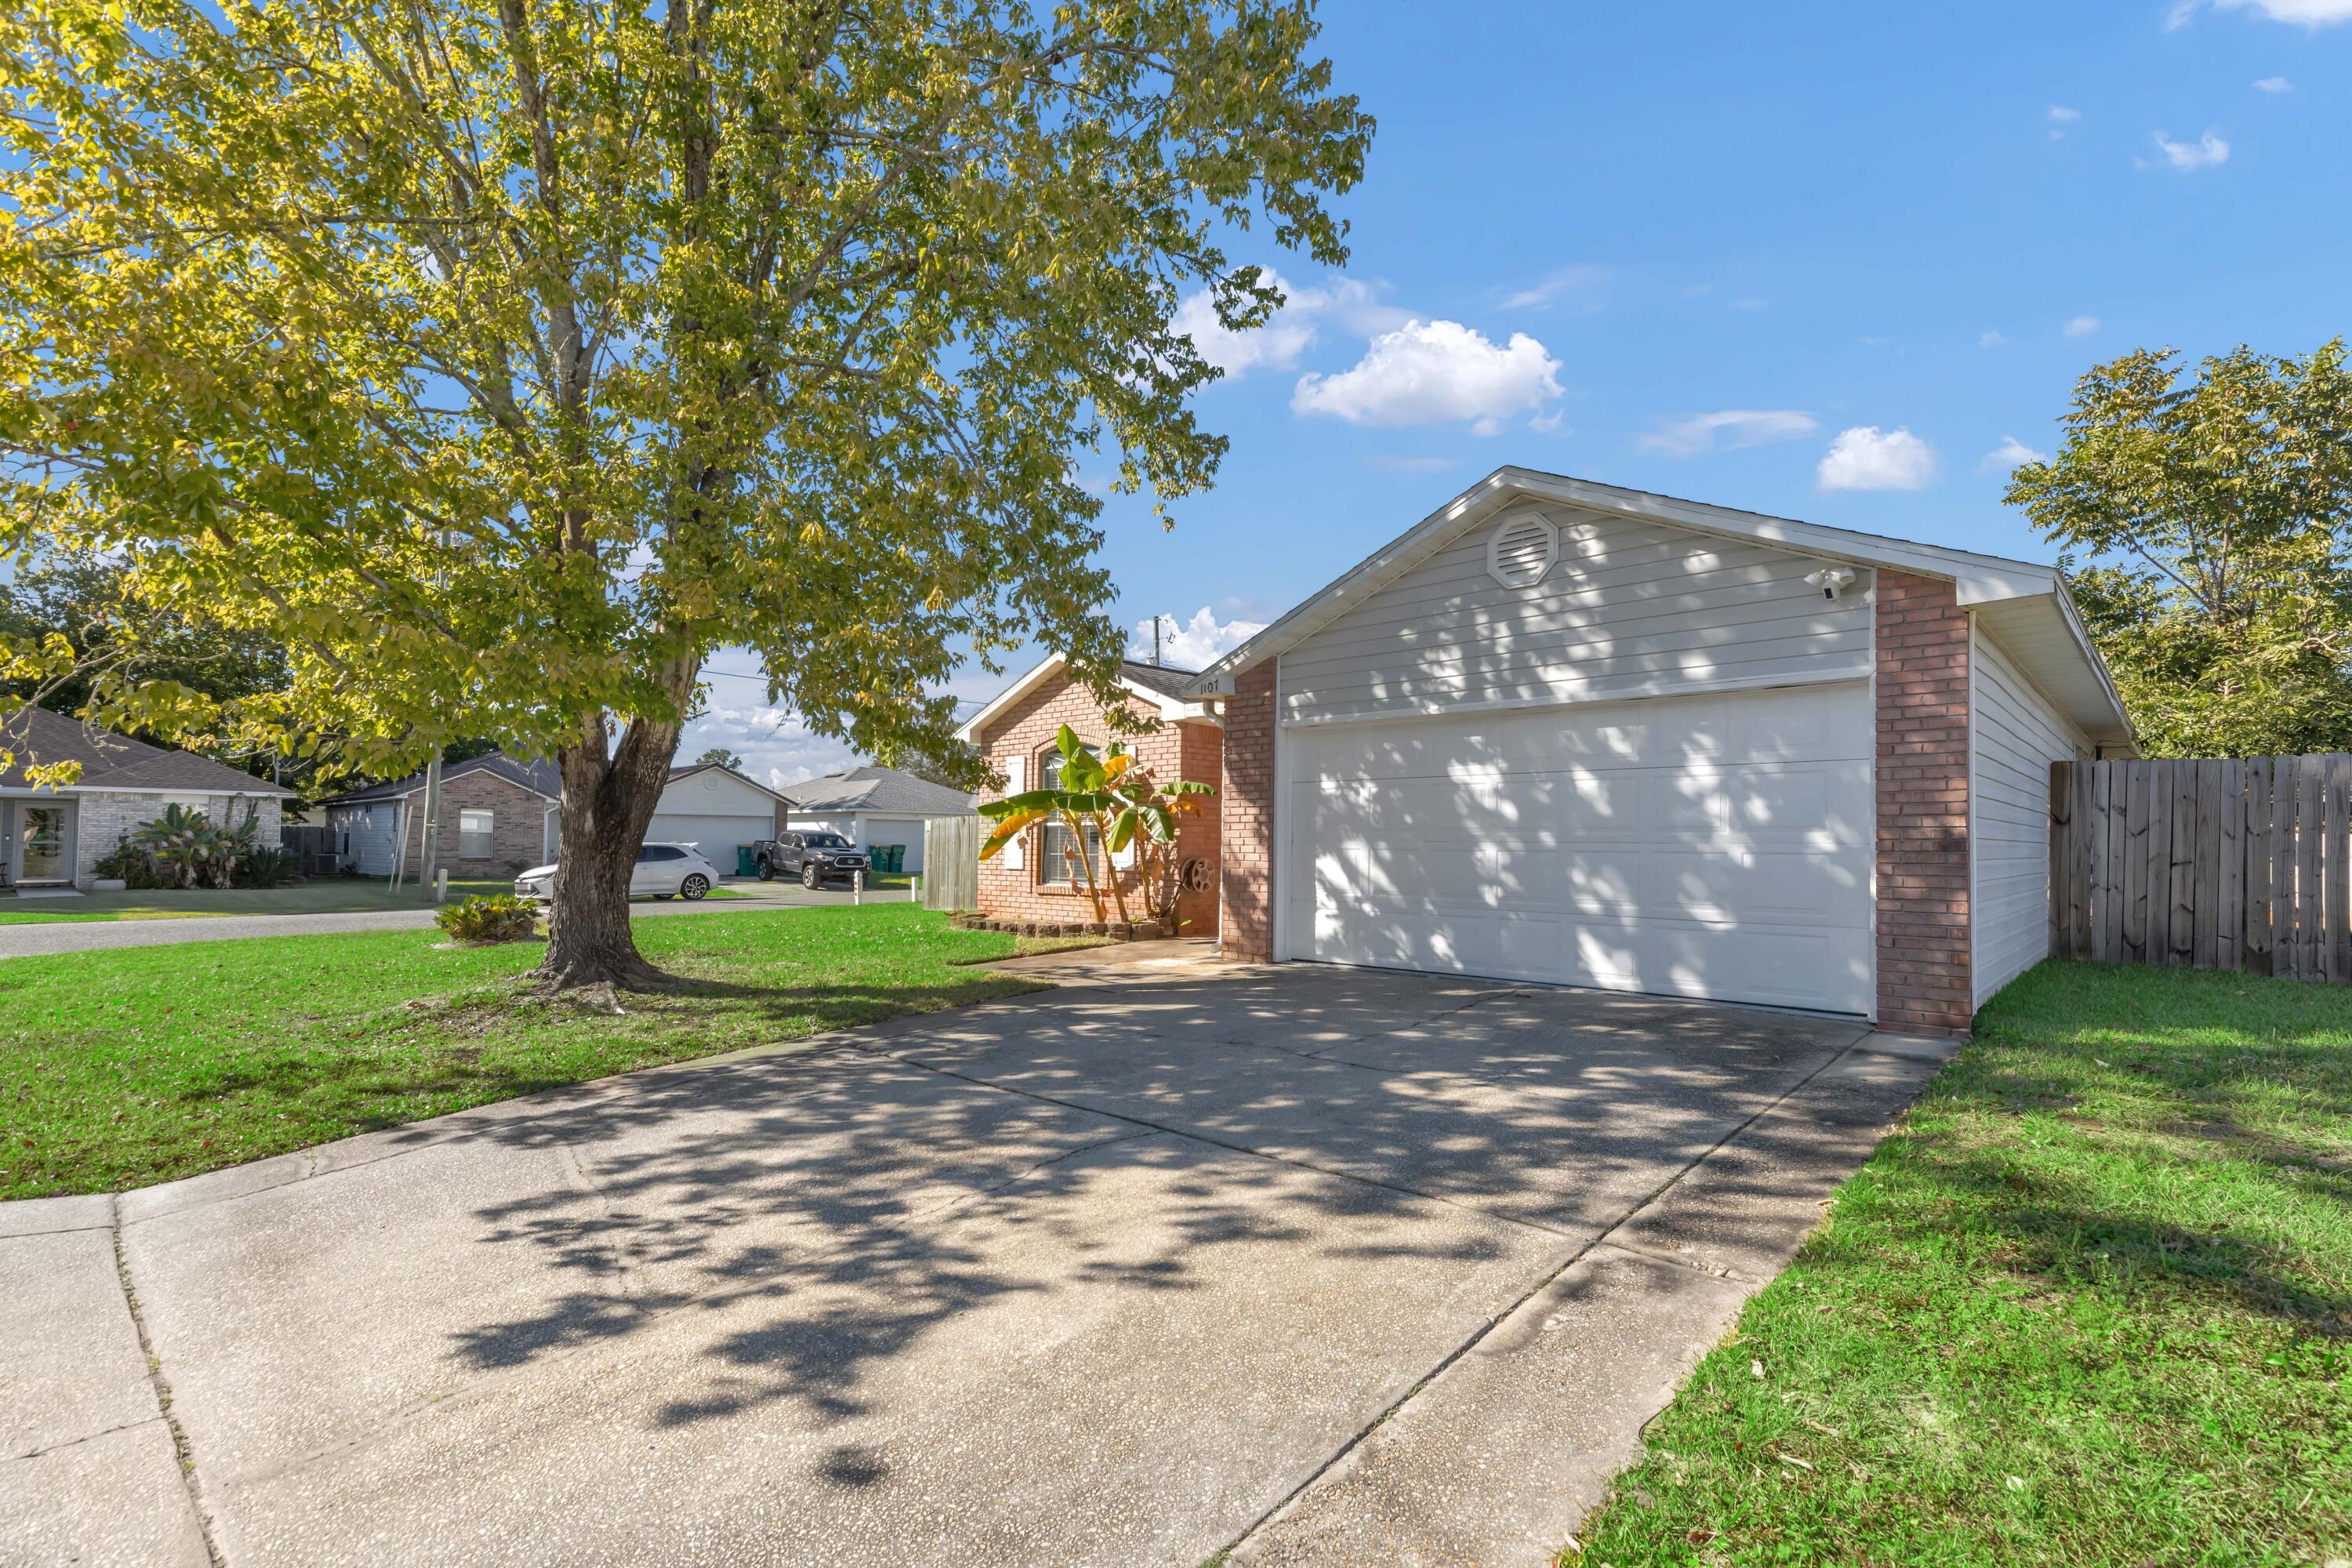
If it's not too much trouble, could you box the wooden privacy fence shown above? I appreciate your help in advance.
[2050,754,2352,979]
[920,814,981,913]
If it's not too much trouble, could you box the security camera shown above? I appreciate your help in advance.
[1805,566,1857,602]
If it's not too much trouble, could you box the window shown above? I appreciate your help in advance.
[1035,750,1099,884]
[458,808,494,859]
[637,844,684,863]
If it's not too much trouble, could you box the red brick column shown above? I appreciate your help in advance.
[1875,571,1973,1033]
[1218,662,1277,962]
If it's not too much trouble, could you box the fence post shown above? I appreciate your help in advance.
[2049,760,2075,960]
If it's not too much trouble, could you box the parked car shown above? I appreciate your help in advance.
[513,842,719,902]
[751,831,869,888]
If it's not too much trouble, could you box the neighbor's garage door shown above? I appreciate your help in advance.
[645,812,770,869]
[1281,681,1872,1014]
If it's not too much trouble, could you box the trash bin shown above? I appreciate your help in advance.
[868,846,888,873]
[735,845,757,877]
[887,844,906,873]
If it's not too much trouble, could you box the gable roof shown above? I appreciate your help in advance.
[0,706,297,795]
[321,750,561,807]
[664,761,793,805]
[953,655,1217,744]
[782,765,977,816]
[1183,466,2133,750]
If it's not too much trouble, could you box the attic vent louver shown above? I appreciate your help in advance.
[1486,513,1559,589]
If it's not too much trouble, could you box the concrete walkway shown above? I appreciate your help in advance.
[0,882,887,960]
[0,955,1955,1567]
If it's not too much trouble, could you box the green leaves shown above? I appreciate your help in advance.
[0,0,1373,789]
[2008,339,2352,757]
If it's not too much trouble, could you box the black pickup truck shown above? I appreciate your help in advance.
[751,831,870,888]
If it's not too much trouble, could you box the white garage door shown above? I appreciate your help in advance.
[646,813,770,869]
[1280,681,1873,1014]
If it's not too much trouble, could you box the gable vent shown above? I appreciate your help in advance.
[1486,513,1559,589]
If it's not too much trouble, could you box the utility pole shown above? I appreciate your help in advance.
[417,750,444,902]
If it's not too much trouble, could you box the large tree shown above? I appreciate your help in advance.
[2006,340,2352,758]
[0,0,1369,986]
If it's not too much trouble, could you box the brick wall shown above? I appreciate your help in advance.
[1218,661,1277,963]
[397,771,553,877]
[1875,571,1973,1033]
[73,791,283,886]
[971,670,1222,931]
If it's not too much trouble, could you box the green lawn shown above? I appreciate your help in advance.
[1567,961,2352,1566]
[0,904,1047,1200]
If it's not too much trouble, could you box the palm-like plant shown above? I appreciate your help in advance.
[127,804,260,889]
[978,724,1215,927]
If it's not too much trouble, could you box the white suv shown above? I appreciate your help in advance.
[514,842,719,902]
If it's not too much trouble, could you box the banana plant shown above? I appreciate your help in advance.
[1106,771,1218,930]
[977,724,1133,924]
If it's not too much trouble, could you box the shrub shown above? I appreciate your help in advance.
[236,847,304,888]
[128,804,258,888]
[434,894,540,944]
[93,840,169,889]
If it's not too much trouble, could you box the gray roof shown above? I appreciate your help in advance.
[322,750,560,806]
[665,761,793,804]
[784,765,977,816]
[1116,659,1201,699]
[0,706,296,796]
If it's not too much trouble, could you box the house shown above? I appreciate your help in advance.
[323,752,789,877]
[0,705,293,890]
[1181,467,2135,1035]
[779,765,978,877]
[955,658,1224,932]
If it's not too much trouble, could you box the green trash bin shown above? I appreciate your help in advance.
[887,844,906,873]
[867,846,887,873]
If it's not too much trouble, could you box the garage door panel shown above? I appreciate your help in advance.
[1284,682,1872,1015]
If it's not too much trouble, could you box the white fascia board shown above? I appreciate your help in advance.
[955,654,1207,742]
[1181,466,2066,695]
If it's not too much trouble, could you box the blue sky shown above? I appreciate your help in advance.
[694,0,2352,786]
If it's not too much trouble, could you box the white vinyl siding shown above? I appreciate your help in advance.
[1278,504,1874,726]
[1280,681,1875,1014]
[1969,623,2092,1006]
[334,802,402,876]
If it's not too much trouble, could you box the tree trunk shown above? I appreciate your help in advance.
[534,713,683,991]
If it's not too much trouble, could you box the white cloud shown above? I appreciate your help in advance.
[1171,270,1398,379]
[2146,129,2230,171]
[1817,426,1938,492]
[1291,319,1563,435]
[2165,0,2201,27]
[1366,454,1461,474]
[1980,329,2009,348]
[1730,296,1769,312]
[1129,607,1267,671]
[1636,408,1819,458]
[2048,105,2081,139]
[1980,436,2050,472]
[1501,265,1610,312]
[2218,0,2352,23]
[2063,314,2102,337]
[2253,74,2294,90]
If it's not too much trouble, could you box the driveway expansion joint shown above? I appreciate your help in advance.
[111,1193,227,1568]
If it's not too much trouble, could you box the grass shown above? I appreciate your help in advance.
[1566,961,2352,1567]
[0,903,1047,1200]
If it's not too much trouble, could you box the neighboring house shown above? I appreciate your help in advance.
[779,765,979,877]
[955,658,1224,932]
[1181,466,2135,1035]
[0,706,293,890]
[323,752,789,877]
[652,762,793,867]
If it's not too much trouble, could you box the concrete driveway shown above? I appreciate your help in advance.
[2,955,1951,1568]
